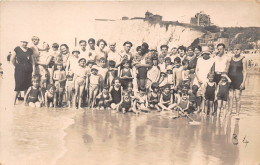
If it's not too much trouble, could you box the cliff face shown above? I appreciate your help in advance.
[93,20,204,50]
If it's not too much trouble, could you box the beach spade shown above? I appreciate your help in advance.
[179,108,201,125]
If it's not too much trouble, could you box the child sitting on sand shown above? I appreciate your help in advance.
[158,84,175,112]
[45,84,56,108]
[110,77,123,110]
[24,80,44,108]
[88,65,102,109]
[215,73,231,118]
[117,91,134,113]
[96,86,112,110]
[175,84,190,117]
[147,83,161,111]
[53,63,66,106]
[134,90,149,113]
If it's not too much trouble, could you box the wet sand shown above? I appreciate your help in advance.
[1,73,260,165]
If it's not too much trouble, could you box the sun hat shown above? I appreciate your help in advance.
[72,48,80,54]
[78,57,86,63]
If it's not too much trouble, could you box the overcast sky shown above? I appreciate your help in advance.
[1,1,260,61]
[1,1,260,27]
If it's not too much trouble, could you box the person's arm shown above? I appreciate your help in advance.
[119,69,123,78]
[53,93,57,108]
[225,74,232,83]
[24,87,31,104]
[184,96,190,111]
[53,71,58,81]
[240,57,247,89]
[130,69,134,78]
[172,68,176,86]
[10,51,17,66]
[107,94,113,102]
[45,92,48,107]
[215,83,219,101]
[59,71,67,82]
[224,56,231,73]
[99,77,103,92]
[155,68,161,83]
[65,58,70,75]
[96,92,102,99]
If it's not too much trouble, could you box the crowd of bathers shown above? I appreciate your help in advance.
[12,36,247,118]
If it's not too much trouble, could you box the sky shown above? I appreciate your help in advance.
[1,1,260,62]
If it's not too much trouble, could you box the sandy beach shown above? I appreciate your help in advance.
[1,70,260,165]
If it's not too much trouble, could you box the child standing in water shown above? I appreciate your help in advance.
[172,57,184,89]
[53,63,66,106]
[24,80,43,108]
[107,60,118,88]
[120,60,133,90]
[45,84,56,108]
[215,73,231,118]
[88,65,102,108]
[202,73,216,115]
[73,58,89,109]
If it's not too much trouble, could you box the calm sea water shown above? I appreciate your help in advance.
[0,73,260,165]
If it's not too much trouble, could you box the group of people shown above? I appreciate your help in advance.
[10,36,247,118]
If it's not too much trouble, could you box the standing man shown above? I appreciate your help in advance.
[214,43,230,84]
[119,41,133,63]
[107,42,120,67]
[87,38,96,61]
[78,40,88,60]
[160,45,169,58]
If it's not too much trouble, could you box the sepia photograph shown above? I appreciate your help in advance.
[0,1,260,165]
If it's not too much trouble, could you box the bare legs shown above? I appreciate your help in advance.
[228,89,242,117]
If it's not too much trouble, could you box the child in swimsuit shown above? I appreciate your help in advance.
[45,84,56,108]
[134,90,149,113]
[189,85,200,113]
[88,65,102,108]
[158,84,176,112]
[96,86,112,110]
[175,84,190,117]
[110,77,123,110]
[107,60,118,88]
[24,80,43,108]
[216,73,231,118]
[172,57,184,89]
[73,58,89,109]
[117,91,134,113]
[120,59,133,90]
[53,63,66,106]
[202,72,216,115]
[147,56,161,90]
[65,71,74,108]
[97,57,108,89]
[148,82,161,111]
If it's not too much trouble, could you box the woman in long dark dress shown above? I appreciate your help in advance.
[228,44,247,118]
[11,41,35,105]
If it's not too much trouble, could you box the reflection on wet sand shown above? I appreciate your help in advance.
[56,110,247,165]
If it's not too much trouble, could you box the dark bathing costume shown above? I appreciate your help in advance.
[228,56,244,90]
[111,86,121,104]
[205,82,216,101]
[14,46,33,91]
